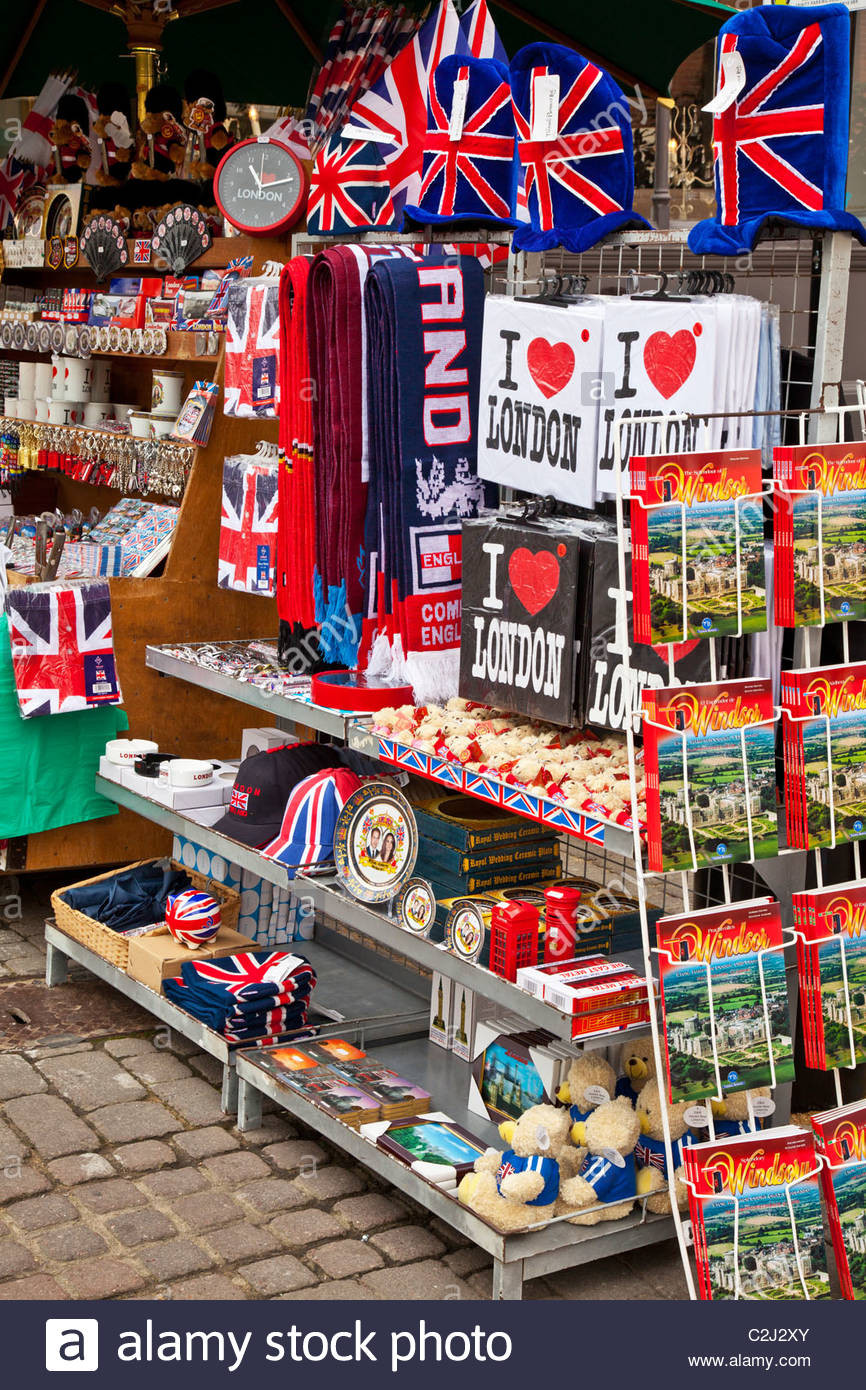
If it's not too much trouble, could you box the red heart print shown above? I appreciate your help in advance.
[643,329,697,400]
[527,337,575,399]
[508,547,560,617]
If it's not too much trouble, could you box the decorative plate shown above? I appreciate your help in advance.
[24,323,38,351]
[50,323,65,353]
[36,323,52,353]
[444,897,497,963]
[334,781,418,905]
[395,878,437,937]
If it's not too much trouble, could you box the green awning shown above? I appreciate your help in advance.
[0,0,731,114]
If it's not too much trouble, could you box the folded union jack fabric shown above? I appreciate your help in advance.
[163,950,316,1039]
[510,43,650,254]
[5,580,122,719]
[218,455,278,597]
[689,4,866,256]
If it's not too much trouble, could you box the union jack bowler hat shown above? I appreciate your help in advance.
[213,743,348,848]
[262,767,362,871]
[689,4,866,256]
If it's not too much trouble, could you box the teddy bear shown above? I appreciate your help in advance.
[92,82,132,186]
[634,1078,695,1213]
[50,92,92,184]
[556,1052,617,1147]
[132,85,186,180]
[557,1095,641,1225]
[614,1034,657,1104]
[458,1104,571,1232]
[709,1087,772,1137]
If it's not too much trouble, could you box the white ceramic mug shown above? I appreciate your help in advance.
[17,398,35,421]
[129,411,152,439]
[90,361,111,400]
[147,413,174,438]
[35,398,51,423]
[84,401,113,426]
[34,362,52,397]
[50,355,67,401]
[17,361,36,397]
[64,358,90,401]
[47,399,80,426]
[158,759,214,788]
[4,398,19,419]
[151,370,184,418]
[65,400,85,425]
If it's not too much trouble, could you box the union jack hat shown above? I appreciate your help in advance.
[262,767,362,871]
[165,889,222,949]
[307,133,396,237]
[689,4,866,256]
[509,43,650,254]
[405,56,518,228]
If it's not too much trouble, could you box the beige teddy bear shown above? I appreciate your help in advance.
[557,1096,641,1226]
[634,1078,694,1213]
[615,1035,657,1104]
[458,1104,570,1232]
[556,1052,617,1147]
[709,1087,772,1137]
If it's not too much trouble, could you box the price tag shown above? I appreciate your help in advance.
[530,74,560,141]
[600,1147,626,1168]
[449,75,469,142]
[583,1085,611,1106]
[751,1096,776,1119]
[684,1105,710,1128]
[703,52,747,115]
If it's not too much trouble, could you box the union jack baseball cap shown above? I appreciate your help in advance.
[213,743,347,848]
[261,767,362,871]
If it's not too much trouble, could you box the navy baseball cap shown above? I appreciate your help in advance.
[214,743,346,848]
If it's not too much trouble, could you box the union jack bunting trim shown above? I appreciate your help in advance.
[714,24,824,227]
[513,63,624,232]
[502,789,541,820]
[463,772,502,804]
[307,135,396,234]
[428,758,463,788]
[417,65,514,220]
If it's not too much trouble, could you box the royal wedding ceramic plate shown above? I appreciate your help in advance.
[444,897,497,963]
[334,781,418,904]
[395,877,437,937]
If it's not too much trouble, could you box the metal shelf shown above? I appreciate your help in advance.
[145,644,366,739]
[95,775,294,889]
[299,873,651,1048]
[347,723,636,857]
[237,1032,673,1299]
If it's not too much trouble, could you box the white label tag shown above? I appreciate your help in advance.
[703,52,746,115]
[600,1147,626,1168]
[449,76,469,142]
[583,1085,611,1106]
[530,74,560,141]
[684,1105,710,1128]
[341,124,393,145]
[751,1096,776,1119]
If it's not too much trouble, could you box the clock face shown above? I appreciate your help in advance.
[214,138,306,235]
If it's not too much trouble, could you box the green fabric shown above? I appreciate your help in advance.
[0,0,732,107]
[0,614,127,839]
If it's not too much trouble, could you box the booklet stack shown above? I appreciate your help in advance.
[782,662,866,852]
[793,880,866,1070]
[656,898,794,1104]
[812,1101,866,1300]
[631,448,766,645]
[252,1039,431,1130]
[684,1127,831,1301]
[774,443,866,628]
[643,677,779,873]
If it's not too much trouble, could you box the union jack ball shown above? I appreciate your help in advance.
[165,890,221,948]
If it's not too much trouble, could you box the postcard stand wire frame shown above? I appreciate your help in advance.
[615,400,866,1301]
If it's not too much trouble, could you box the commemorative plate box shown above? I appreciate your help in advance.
[413,795,557,851]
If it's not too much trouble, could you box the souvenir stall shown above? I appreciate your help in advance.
[4,0,866,1303]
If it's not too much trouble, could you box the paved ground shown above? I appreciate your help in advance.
[0,876,688,1301]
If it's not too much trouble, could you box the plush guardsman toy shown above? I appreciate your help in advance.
[183,69,233,181]
[92,82,133,187]
[404,55,517,227]
[132,84,186,180]
[50,92,92,184]
[689,2,866,255]
[509,42,650,253]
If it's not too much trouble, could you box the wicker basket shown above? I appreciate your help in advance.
[50,858,241,972]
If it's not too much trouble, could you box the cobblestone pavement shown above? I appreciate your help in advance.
[0,878,688,1301]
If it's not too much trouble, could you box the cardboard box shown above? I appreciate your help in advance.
[127,925,252,994]
[429,971,452,1050]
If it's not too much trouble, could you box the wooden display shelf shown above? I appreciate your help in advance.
[87,332,220,362]
[5,235,290,874]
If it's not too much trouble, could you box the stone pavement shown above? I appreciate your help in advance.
[0,877,688,1301]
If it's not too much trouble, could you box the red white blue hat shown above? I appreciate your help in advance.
[165,889,222,949]
[262,767,362,871]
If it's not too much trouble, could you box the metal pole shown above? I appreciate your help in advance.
[652,99,673,232]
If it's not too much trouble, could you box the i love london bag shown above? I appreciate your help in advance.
[478,295,603,507]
